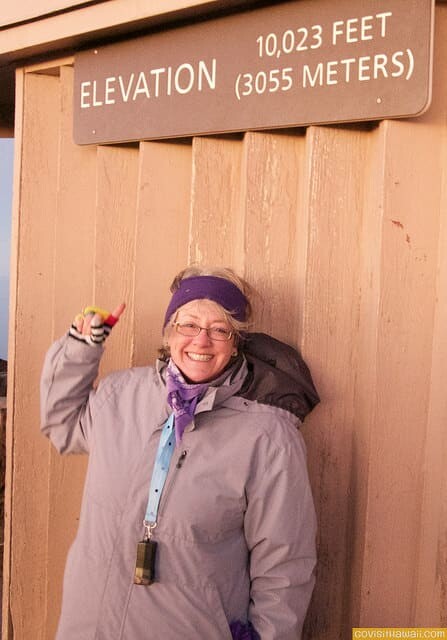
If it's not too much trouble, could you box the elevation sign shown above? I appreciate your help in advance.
[73,0,434,144]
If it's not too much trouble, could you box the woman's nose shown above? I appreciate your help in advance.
[193,327,212,345]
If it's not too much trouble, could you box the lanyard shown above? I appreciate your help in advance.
[143,413,176,539]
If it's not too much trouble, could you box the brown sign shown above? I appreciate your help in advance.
[73,0,434,145]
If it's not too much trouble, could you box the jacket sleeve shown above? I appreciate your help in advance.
[40,334,104,454]
[244,426,317,640]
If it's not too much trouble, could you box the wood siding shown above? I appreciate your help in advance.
[3,5,447,638]
[0,0,106,28]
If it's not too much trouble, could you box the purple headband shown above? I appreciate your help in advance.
[163,276,248,328]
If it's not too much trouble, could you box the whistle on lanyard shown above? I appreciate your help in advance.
[134,539,158,585]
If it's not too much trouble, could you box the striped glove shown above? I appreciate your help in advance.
[69,306,120,346]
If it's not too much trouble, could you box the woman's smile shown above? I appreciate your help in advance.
[186,352,213,362]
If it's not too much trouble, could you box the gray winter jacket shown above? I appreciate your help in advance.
[40,332,319,639]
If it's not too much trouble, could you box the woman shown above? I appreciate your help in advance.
[41,266,319,640]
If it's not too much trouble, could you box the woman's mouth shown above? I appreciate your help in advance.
[186,352,213,362]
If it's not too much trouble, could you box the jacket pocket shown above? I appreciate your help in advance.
[120,581,233,639]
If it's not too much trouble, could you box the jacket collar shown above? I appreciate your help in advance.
[156,356,248,431]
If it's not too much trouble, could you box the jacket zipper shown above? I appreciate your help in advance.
[176,450,187,468]
[156,448,188,521]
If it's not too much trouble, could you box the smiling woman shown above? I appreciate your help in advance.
[160,266,252,384]
[167,301,236,383]
[40,265,320,640]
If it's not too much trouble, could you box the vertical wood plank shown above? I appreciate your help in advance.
[358,115,441,624]
[7,71,60,640]
[2,66,25,640]
[189,136,244,270]
[412,5,447,625]
[133,140,191,366]
[241,130,306,343]
[346,122,385,631]
[95,144,139,372]
[45,65,97,640]
[384,5,447,626]
[413,133,447,625]
[52,65,97,337]
[300,125,366,639]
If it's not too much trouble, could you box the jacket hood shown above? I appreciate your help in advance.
[239,332,320,423]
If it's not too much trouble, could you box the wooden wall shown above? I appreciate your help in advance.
[3,5,447,638]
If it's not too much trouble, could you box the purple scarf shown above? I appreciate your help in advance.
[165,360,208,445]
[229,621,260,640]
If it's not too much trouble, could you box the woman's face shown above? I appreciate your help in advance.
[167,299,235,383]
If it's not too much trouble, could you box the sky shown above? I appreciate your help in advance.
[0,138,14,360]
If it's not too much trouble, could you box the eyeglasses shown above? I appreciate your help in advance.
[173,322,233,341]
